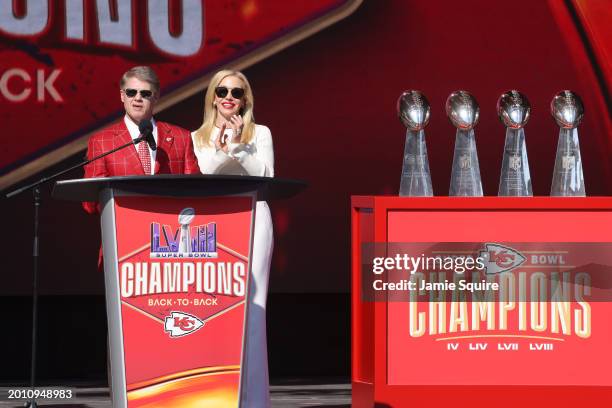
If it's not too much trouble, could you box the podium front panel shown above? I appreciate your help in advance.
[101,189,255,408]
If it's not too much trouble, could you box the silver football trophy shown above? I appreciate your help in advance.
[497,90,533,196]
[550,90,585,196]
[446,91,483,196]
[178,207,195,254]
[397,90,433,196]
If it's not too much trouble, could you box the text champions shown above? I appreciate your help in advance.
[407,272,591,339]
[121,261,246,298]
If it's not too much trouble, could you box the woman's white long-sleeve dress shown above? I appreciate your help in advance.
[191,125,274,408]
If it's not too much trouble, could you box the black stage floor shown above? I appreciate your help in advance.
[0,381,351,407]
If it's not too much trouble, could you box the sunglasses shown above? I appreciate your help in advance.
[215,87,245,99]
[123,88,154,99]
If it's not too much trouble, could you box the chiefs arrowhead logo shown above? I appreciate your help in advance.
[164,311,204,338]
[479,243,526,275]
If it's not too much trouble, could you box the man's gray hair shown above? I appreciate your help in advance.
[119,66,160,94]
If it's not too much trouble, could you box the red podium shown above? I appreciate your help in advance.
[53,175,304,408]
[351,196,612,407]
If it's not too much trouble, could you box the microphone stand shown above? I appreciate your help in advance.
[5,135,149,408]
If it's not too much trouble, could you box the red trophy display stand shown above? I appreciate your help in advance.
[351,196,612,407]
[53,175,304,408]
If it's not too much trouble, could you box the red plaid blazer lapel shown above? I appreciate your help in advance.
[112,121,145,175]
[154,122,175,174]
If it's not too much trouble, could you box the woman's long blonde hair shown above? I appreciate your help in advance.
[193,70,255,149]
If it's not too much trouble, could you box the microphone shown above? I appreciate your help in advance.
[138,119,156,151]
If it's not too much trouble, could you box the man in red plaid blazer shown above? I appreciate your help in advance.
[83,66,199,213]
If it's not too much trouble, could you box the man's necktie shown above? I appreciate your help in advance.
[137,141,152,174]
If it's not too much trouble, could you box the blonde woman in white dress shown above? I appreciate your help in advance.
[191,70,274,408]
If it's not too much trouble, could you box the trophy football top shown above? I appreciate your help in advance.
[178,207,196,225]
[446,90,480,130]
[397,90,431,131]
[551,90,584,129]
[497,90,530,129]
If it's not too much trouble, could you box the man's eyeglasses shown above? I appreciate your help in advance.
[215,87,245,99]
[123,89,154,99]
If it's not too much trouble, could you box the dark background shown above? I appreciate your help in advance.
[1,0,610,384]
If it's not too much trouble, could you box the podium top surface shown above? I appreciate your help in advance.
[53,174,306,202]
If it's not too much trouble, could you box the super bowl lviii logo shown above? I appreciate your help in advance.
[150,208,217,259]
